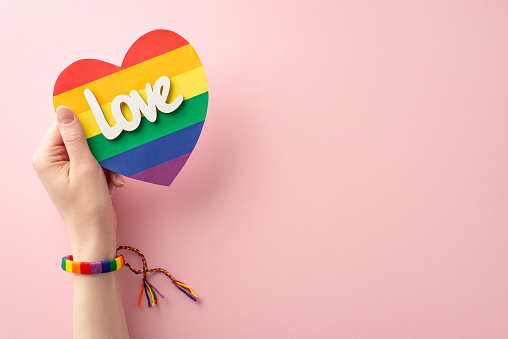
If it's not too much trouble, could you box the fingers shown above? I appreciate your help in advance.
[103,168,125,197]
[56,106,94,165]
[112,172,125,188]
[105,169,125,188]
[32,121,64,171]
[40,121,64,149]
[108,179,116,197]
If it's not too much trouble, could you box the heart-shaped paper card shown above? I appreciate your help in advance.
[53,29,208,186]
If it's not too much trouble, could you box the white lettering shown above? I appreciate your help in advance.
[84,76,183,140]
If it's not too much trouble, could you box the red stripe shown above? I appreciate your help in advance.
[53,29,189,96]
[121,29,189,68]
[80,262,92,274]
[53,59,119,97]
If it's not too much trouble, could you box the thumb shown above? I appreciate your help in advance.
[56,105,94,164]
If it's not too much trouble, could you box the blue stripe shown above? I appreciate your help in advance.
[99,121,204,176]
[101,260,110,273]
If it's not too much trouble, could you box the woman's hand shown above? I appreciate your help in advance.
[32,106,125,261]
[33,106,130,338]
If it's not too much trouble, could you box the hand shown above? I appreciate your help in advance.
[32,106,125,261]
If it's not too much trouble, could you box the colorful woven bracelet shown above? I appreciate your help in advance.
[61,254,125,274]
[61,246,199,307]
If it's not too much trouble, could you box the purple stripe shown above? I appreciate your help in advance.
[91,262,102,274]
[130,153,191,186]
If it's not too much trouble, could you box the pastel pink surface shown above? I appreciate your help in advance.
[2,1,508,338]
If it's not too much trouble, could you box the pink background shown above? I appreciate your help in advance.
[1,0,508,338]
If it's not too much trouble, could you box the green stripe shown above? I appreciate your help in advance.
[62,257,67,271]
[110,258,117,272]
[87,92,209,162]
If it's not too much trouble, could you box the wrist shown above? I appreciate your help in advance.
[69,225,117,262]
[71,242,117,262]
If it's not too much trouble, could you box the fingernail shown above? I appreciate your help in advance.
[117,174,125,186]
[56,106,75,124]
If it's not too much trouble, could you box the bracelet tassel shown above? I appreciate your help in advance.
[117,246,199,307]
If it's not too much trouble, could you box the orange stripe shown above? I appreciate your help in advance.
[72,261,81,274]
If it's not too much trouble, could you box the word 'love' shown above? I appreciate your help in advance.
[84,76,183,140]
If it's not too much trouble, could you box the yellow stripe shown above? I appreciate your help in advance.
[65,260,72,272]
[53,44,202,114]
[77,66,207,139]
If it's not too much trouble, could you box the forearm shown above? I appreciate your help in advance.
[71,234,129,339]
[73,272,128,338]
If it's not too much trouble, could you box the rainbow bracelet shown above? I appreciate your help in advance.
[61,254,125,274]
[61,246,199,307]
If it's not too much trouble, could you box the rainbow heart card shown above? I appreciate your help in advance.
[53,29,208,186]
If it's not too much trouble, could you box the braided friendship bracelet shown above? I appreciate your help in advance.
[61,246,199,307]
[117,246,199,307]
[61,254,125,274]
